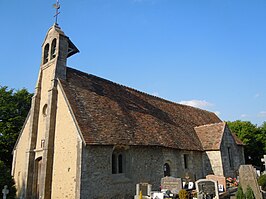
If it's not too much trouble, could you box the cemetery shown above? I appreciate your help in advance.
[132,157,266,199]
[2,165,266,199]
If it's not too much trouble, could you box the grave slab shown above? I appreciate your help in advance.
[195,179,219,199]
[206,174,226,192]
[239,165,263,199]
[161,176,182,194]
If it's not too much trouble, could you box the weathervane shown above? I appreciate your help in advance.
[53,0,60,25]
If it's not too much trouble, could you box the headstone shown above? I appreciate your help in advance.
[206,174,226,192]
[135,183,152,199]
[151,192,164,199]
[195,179,219,199]
[239,165,263,199]
[161,176,182,194]
[2,185,9,199]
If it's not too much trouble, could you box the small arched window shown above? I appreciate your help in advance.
[118,154,123,173]
[50,39,57,60]
[112,154,117,174]
[112,149,125,174]
[164,163,170,177]
[43,44,49,64]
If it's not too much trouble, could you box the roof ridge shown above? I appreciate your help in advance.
[195,121,225,129]
[66,67,218,116]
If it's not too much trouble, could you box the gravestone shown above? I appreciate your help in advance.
[239,165,263,199]
[151,192,164,199]
[161,176,182,194]
[206,174,226,192]
[135,183,152,199]
[2,185,9,199]
[195,179,219,199]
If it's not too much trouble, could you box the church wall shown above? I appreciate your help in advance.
[220,126,245,177]
[202,151,223,176]
[50,85,83,199]
[12,116,31,198]
[80,145,204,199]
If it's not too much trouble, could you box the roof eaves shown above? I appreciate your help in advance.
[217,122,226,150]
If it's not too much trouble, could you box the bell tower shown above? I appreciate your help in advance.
[40,23,79,80]
[24,8,79,199]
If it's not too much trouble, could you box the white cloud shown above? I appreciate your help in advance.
[178,99,213,109]
[258,111,266,118]
[254,93,261,99]
[240,114,248,118]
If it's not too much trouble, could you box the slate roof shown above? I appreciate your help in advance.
[60,67,223,151]
[194,122,225,150]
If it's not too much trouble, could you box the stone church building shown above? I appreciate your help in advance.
[12,24,245,199]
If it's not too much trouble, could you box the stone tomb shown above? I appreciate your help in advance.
[161,176,182,194]
[151,192,164,199]
[135,183,152,199]
[239,165,263,199]
[195,179,219,199]
[206,174,226,192]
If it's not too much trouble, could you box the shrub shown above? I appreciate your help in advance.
[258,174,266,191]
[236,184,245,199]
[178,189,188,199]
[245,185,255,199]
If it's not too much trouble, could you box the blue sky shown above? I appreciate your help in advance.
[0,0,266,125]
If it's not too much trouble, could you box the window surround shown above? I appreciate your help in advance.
[112,149,125,175]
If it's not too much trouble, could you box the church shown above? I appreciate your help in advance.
[12,22,245,199]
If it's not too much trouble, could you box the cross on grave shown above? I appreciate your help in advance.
[2,185,9,199]
[261,155,266,168]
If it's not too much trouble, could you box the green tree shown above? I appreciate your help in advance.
[0,86,32,168]
[258,122,266,154]
[227,120,266,167]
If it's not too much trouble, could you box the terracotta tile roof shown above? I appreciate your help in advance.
[60,67,222,151]
[194,122,225,150]
[231,133,245,146]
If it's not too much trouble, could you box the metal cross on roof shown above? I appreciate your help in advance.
[53,0,61,25]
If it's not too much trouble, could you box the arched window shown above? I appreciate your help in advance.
[184,154,189,169]
[118,154,123,173]
[50,39,57,60]
[112,149,125,174]
[164,163,170,177]
[112,154,117,174]
[43,44,49,64]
